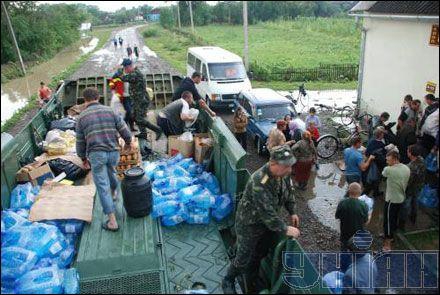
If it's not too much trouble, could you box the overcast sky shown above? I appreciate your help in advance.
[37,1,218,12]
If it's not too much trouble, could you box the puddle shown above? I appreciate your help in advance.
[303,162,346,233]
[278,89,357,114]
[1,37,99,124]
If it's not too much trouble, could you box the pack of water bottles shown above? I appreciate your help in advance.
[1,182,82,294]
[145,153,233,227]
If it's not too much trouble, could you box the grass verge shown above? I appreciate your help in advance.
[1,27,114,133]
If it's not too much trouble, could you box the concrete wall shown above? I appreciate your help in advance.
[360,17,439,122]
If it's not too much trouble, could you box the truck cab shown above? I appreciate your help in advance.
[186,47,252,109]
[236,88,306,155]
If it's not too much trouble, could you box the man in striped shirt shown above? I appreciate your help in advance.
[76,87,133,231]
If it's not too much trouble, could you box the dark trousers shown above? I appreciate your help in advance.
[122,97,134,128]
[157,116,177,136]
[383,201,403,239]
[235,132,247,150]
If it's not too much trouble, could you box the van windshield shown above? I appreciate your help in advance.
[256,104,295,121]
[208,62,247,81]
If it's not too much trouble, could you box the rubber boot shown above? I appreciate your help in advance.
[222,265,239,294]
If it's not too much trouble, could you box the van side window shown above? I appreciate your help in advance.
[188,53,196,68]
[202,64,208,80]
[243,99,253,116]
[195,58,201,72]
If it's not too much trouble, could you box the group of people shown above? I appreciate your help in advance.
[342,93,439,252]
[112,35,140,59]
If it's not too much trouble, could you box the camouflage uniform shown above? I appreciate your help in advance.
[122,67,162,137]
[223,145,297,293]
[401,156,426,226]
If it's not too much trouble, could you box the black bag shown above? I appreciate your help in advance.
[48,158,88,181]
[50,117,76,131]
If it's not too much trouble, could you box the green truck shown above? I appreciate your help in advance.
[1,74,329,294]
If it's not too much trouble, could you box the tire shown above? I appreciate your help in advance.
[340,106,354,126]
[316,134,339,159]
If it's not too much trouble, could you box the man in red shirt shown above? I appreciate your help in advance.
[38,81,52,107]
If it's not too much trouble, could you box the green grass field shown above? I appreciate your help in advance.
[188,17,361,69]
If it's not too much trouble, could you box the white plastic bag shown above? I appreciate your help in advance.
[110,93,126,119]
[179,131,193,142]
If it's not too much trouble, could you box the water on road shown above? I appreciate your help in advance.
[1,37,99,124]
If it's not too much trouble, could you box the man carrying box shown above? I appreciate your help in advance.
[157,91,200,136]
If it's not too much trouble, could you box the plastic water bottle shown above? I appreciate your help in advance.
[322,271,344,294]
[143,162,158,180]
[167,166,190,178]
[33,257,55,269]
[10,182,37,210]
[187,211,210,225]
[46,219,84,235]
[176,158,195,169]
[1,210,31,231]
[154,193,178,206]
[167,153,184,165]
[57,245,75,268]
[191,189,216,209]
[63,268,80,294]
[188,164,204,176]
[11,208,30,219]
[152,201,180,218]
[156,177,193,195]
[212,194,233,221]
[64,234,77,247]
[15,266,64,294]
[177,185,203,204]
[1,247,38,283]
[195,172,221,195]
[153,169,167,180]
[161,204,189,226]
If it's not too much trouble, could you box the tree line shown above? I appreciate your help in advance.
[160,1,357,29]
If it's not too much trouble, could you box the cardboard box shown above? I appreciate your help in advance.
[194,133,213,164]
[16,162,55,186]
[168,135,194,158]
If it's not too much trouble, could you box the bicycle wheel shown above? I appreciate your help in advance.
[316,135,339,159]
[339,106,354,126]
[358,113,373,130]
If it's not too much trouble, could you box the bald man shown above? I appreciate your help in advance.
[336,183,369,251]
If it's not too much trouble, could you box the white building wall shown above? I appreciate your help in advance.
[360,17,439,122]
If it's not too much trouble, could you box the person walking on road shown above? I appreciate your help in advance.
[113,37,118,50]
[118,36,123,47]
[75,87,133,232]
[222,145,300,294]
[134,44,140,59]
[121,58,163,140]
[126,44,133,58]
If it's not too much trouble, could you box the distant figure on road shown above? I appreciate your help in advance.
[118,36,123,47]
[134,44,140,59]
[113,37,118,49]
[38,81,52,108]
[126,45,133,58]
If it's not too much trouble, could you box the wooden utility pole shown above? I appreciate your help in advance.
[177,2,181,29]
[243,1,249,71]
[188,1,194,33]
[2,1,26,75]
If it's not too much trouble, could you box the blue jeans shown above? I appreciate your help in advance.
[89,151,120,215]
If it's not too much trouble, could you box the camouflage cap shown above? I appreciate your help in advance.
[270,145,297,166]
[121,58,133,67]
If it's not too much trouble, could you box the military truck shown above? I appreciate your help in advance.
[1,71,329,294]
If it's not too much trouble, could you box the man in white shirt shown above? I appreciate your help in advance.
[419,94,439,155]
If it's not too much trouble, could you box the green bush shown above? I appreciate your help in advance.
[143,28,158,38]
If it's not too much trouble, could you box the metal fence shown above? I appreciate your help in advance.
[252,63,359,82]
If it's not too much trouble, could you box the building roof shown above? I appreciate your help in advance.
[149,8,160,14]
[188,47,242,63]
[243,88,292,106]
[350,1,439,16]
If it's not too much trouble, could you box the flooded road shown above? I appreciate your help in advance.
[1,37,99,124]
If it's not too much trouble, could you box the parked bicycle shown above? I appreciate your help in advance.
[316,120,369,159]
[313,103,348,117]
[339,103,373,129]
[285,83,310,112]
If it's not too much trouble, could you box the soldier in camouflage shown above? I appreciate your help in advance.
[400,144,426,228]
[121,58,163,140]
[222,145,301,294]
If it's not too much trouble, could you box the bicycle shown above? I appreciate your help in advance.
[339,103,373,129]
[285,83,310,112]
[313,103,349,117]
[316,120,369,159]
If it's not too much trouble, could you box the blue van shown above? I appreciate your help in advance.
[236,88,305,155]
